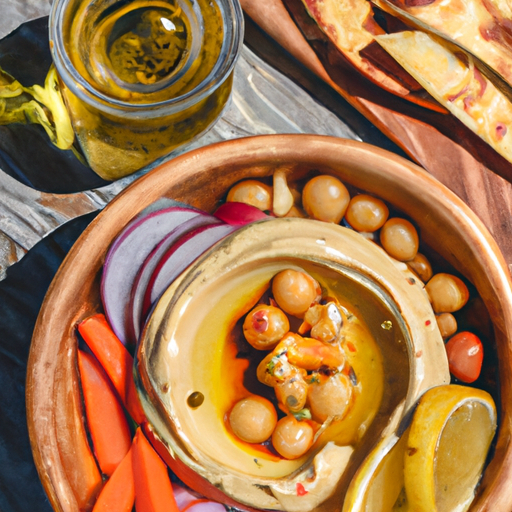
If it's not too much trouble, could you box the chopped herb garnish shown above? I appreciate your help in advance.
[292,408,312,421]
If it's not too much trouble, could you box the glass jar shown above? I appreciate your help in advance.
[49,0,243,180]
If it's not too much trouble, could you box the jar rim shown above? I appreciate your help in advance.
[49,0,244,118]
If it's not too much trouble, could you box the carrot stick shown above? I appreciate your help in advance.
[78,349,132,476]
[78,314,146,424]
[132,427,179,512]
[92,446,135,512]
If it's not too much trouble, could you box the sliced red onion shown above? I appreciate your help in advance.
[101,207,210,345]
[214,201,270,225]
[183,500,227,512]
[404,0,436,6]
[473,67,487,98]
[143,223,237,315]
[129,214,220,342]
[447,84,469,103]
[172,483,202,510]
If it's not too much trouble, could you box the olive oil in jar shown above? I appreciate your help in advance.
[73,0,221,103]
[50,0,243,179]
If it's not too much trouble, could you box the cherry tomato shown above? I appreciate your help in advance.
[445,331,483,383]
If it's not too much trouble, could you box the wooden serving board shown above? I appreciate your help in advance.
[241,0,512,269]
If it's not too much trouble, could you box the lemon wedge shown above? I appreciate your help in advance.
[404,385,497,512]
[341,413,410,512]
[362,430,410,511]
[342,384,496,512]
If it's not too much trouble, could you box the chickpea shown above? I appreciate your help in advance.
[257,352,278,387]
[273,169,294,217]
[229,396,277,444]
[272,415,314,459]
[436,312,458,339]
[256,351,306,387]
[308,373,353,423]
[275,375,309,413]
[425,273,469,313]
[379,218,419,262]
[272,269,322,317]
[227,180,272,211]
[302,302,343,343]
[345,194,389,232]
[406,253,433,283]
[243,305,290,350]
[302,175,350,223]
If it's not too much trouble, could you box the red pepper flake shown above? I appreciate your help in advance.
[252,310,268,333]
[346,341,357,353]
[407,447,418,456]
[296,483,308,496]
[416,350,423,358]
[425,320,431,326]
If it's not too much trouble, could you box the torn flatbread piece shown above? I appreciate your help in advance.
[293,0,445,111]
[375,30,512,163]
[298,0,413,95]
[375,0,512,88]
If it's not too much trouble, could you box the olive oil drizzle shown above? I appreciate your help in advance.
[219,272,385,461]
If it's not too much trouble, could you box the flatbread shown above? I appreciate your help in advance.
[375,30,512,162]
[299,0,410,95]
[376,0,512,87]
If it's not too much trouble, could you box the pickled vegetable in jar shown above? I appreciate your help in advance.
[104,7,190,87]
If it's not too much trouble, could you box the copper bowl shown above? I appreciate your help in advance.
[26,134,512,512]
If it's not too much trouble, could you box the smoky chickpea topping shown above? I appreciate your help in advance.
[231,268,356,459]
